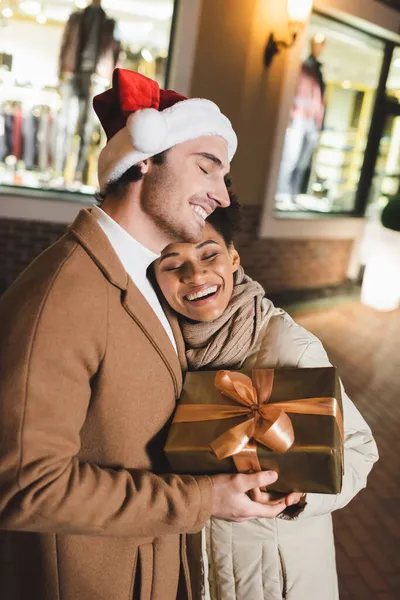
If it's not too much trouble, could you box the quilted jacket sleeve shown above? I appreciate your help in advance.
[253,307,378,519]
[295,337,378,518]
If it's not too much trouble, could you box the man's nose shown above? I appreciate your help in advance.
[208,178,231,208]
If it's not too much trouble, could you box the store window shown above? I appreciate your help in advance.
[0,0,176,196]
[275,13,385,215]
[366,46,400,218]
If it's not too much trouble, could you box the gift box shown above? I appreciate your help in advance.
[165,367,344,494]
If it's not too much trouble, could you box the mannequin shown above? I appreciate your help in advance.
[55,0,121,184]
[277,34,326,203]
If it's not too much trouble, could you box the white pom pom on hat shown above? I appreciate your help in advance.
[127,109,168,154]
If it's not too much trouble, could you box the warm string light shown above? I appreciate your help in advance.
[4,1,48,24]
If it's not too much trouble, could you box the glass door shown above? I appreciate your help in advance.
[368,107,400,218]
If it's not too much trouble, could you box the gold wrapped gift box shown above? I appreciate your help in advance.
[165,367,344,494]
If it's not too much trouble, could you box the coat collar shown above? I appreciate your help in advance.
[163,303,188,373]
[69,208,183,396]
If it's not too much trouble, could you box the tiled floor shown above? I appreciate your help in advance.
[295,303,400,600]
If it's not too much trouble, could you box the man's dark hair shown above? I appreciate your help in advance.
[95,151,168,204]
[207,184,242,247]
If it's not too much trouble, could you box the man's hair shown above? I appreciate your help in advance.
[207,184,242,247]
[95,151,168,204]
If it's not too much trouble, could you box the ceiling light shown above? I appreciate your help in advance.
[2,7,14,19]
[141,48,153,63]
[314,32,326,44]
[19,1,41,16]
[36,13,47,24]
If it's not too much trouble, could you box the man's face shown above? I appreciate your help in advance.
[140,136,231,246]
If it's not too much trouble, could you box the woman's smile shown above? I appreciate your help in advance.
[154,222,240,322]
[183,284,222,306]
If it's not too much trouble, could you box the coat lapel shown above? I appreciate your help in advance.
[69,209,182,396]
[122,279,182,396]
[163,303,188,374]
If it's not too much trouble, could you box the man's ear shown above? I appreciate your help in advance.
[230,244,240,273]
[137,159,149,175]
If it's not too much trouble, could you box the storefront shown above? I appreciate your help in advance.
[274,8,400,223]
[1,0,400,297]
[187,0,400,295]
[267,1,400,303]
[0,0,177,198]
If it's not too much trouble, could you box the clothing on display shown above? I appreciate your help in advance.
[59,3,121,82]
[57,1,121,181]
[0,0,175,194]
[0,53,13,72]
[277,38,326,200]
[0,103,55,172]
[277,118,321,197]
[54,73,106,179]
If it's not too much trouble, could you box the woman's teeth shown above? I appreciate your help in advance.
[186,286,218,301]
[191,205,208,220]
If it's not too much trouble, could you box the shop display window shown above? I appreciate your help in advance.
[275,13,385,215]
[0,0,176,196]
[367,47,400,217]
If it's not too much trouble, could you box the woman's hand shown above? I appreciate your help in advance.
[284,492,305,506]
[250,488,305,508]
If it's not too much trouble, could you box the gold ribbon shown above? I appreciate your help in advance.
[173,369,344,474]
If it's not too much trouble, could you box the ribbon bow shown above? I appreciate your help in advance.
[173,369,344,474]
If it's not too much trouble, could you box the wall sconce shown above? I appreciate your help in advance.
[264,0,313,67]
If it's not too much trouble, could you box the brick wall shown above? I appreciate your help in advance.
[236,206,354,294]
[0,218,66,292]
[0,206,353,295]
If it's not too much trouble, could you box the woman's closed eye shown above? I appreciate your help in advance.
[199,165,209,175]
[162,263,182,272]
[202,252,219,261]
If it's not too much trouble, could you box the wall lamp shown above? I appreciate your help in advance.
[264,0,313,67]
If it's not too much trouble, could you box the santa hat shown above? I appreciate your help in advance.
[93,69,237,193]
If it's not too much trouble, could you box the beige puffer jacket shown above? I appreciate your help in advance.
[203,299,378,600]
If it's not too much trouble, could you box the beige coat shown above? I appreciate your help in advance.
[0,209,212,600]
[204,300,378,600]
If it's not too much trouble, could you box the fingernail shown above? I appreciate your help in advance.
[266,470,278,482]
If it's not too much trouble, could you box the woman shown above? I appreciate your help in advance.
[153,199,378,600]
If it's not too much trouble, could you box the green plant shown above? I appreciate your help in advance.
[381,195,400,232]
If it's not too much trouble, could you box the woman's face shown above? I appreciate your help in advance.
[154,222,240,322]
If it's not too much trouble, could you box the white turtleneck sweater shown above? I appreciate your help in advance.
[91,205,177,352]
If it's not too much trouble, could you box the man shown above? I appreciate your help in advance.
[0,70,284,600]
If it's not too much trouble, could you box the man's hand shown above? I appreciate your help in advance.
[210,471,287,522]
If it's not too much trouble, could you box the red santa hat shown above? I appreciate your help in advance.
[93,69,238,193]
